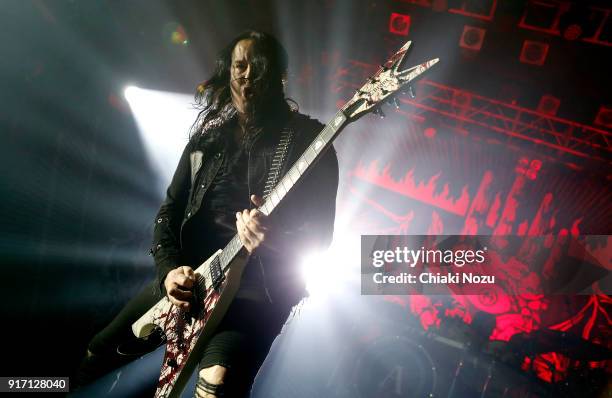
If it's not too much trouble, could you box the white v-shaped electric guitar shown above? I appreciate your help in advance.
[132,40,439,397]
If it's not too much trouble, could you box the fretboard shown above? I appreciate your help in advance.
[219,109,348,271]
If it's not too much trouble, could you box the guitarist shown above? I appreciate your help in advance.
[77,30,338,397]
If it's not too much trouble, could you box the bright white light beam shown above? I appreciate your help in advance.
[124,85,199,193]
[300,235,360,299]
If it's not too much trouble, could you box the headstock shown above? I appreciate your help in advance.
[341,41,439,122]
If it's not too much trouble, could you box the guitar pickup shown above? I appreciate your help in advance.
[210,255,225,290]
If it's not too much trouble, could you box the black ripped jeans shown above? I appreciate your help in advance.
[76,281,290,397]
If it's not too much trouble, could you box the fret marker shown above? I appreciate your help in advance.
[334,115,343,127]
[314,140,322,150]
[298,161,306,171]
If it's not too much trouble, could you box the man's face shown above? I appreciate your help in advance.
[230,39,258,114]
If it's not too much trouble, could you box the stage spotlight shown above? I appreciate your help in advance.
[537,95,560,116]
[559,5,594,41]
[515,157,542,180]
[459,25,486,51]
[123,85,140,101]
[389,12,411,36]
[301,250,340,298]
[123,85,199,191]
[594,105,612,128]
[300,238,357,298]
[519,40,549,66]
[424,127,437,138]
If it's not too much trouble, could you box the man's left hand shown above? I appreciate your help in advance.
[236,194,270,253]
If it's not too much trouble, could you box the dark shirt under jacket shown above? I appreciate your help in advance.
[181,123,250,262]
[182,120,269,300]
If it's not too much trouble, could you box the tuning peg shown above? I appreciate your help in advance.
[408,85,416,99]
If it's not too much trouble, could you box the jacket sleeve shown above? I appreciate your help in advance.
[151,138,194,290]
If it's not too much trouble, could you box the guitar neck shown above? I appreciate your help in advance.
[218,109,348,270]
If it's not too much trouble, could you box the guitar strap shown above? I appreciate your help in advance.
[249,118,296,305]
[198,103,296,198]
[262,126,294,199]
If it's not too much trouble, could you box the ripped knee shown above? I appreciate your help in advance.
[195,365,227,398]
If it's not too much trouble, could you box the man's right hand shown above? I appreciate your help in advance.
[164,266,196,311]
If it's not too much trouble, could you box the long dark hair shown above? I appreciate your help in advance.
[191,30,291,137]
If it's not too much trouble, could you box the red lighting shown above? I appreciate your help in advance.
[452,90,472,109]
[559,4,593,42]
[519,40,549,66]
[459,25,486,51]
[537,95,560,116]
[515,158,542,180]
[563,23,583,40]
[452,90,472,117]
[424,127,437,138]
[389,12,411,36]
[525,170,537,180]
[594,105,612,128]
[515,157,529,174]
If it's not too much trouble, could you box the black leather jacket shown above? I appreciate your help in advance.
[151,110,338,307]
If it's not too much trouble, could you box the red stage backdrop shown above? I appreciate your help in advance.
[335,105,611,382]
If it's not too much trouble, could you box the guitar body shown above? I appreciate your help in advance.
[132,249,249,398]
